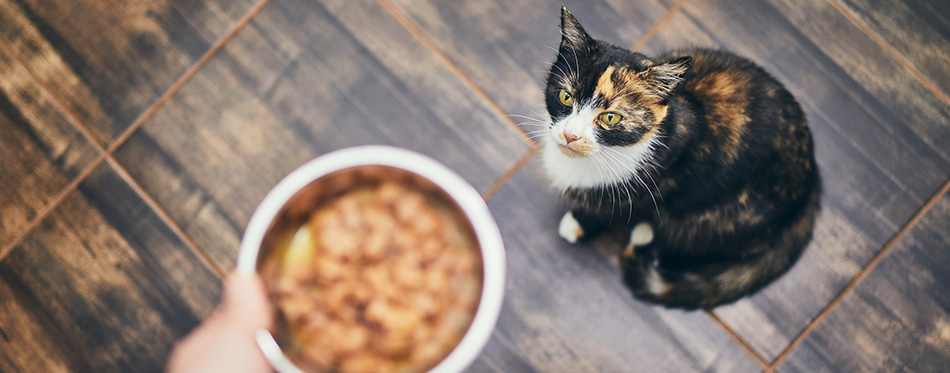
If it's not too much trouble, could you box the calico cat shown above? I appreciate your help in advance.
[542,7,820,309]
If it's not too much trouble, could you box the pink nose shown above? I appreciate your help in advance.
[563,132,579,144]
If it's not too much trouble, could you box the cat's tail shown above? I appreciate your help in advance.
[620,195,818,310]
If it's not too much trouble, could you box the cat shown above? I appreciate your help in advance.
[541,7,820,309]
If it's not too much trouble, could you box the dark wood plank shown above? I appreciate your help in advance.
[0,163,221,372]
[638,0,950,359]
[387,0,677,140]
[782,191,950,372]
[112,0,529,273]
[0,0,259,145]
[481,156,762,372]
[0,44,99,249]
[768,0,950,168]
[839,0,950,96]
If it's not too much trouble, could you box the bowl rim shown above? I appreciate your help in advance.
[237,145,506,373]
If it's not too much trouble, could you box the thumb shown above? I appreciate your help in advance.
[220,273,272,331]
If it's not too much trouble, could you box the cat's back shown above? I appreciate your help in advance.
[657,48,815,205]
[668,48,801,116]
[664,48,807,160]
[669,48,795,108]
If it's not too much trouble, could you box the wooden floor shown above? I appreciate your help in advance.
[1,0,948,371]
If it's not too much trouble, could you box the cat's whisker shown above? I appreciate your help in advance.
[545,45,577,79]
[602,146,661,217]
[527,107,552,123]
[549,42,581,87]
[568,44,581,86]
[596,151,637,207]
[506,114,549,125]
[511,120,549,128]
[648,134,671,151]
[590,152,621,221]
[544,47,572,83]
[521,131,550,146]
[595,154,629,213]
[596,149,639,221]
[524,130,550,142]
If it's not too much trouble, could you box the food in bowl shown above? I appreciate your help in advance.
[258,178,484,373]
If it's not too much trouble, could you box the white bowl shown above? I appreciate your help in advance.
[237,145,506,373]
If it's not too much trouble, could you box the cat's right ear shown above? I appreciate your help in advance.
[642,56,692,100]
[560,7,593,55]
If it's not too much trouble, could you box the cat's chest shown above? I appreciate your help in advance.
[541,137,655,190]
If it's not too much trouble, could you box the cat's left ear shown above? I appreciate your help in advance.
[642,56,692,99]
[559,7,594,55]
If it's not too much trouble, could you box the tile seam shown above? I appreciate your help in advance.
[106,158,227,279]
[705,309,770,368]
[634,0,777,366]
[767,177,950,369]
[0,155,106,263]
[107,0,273,153]
[826,0,950,110]
[375,0,776,367]
[0,36,109,152]
[0,0,272,278]
[631,0,692,51]
[375,0,534,145]
[482,144,540,202]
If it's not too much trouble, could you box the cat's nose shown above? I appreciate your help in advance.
[563,131,580,144]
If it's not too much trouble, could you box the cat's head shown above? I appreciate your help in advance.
[545,7,690,162]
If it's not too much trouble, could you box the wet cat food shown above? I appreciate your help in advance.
[260,181,483,372]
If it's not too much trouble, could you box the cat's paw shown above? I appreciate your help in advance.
[558,211,584,244]
[621,244,670,297]
[623,221,654,258]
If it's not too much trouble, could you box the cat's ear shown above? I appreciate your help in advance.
[559,7,593,55]
[642,56,692,100]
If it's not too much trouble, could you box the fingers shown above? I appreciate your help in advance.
[221,273,272,331]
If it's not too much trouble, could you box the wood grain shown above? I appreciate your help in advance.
[481,156,762,372]
[0,163,221,372]
[781,191,950,372]
[1,0,947,370]
[0,0,259,145]
[386,0,676,141]
[837,0,950,98]
[0,42,99,250]
[639,0,950,360]
[112,0,529,273]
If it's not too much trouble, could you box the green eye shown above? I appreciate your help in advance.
[558,90,574,106]
[600,112,622,125]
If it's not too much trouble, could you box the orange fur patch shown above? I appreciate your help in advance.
[595,66,617,100]
[685,70,751,160]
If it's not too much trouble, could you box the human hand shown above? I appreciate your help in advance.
[166,274,273,373]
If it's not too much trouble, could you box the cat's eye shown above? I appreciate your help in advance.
[558,90,574,106]
[600,112,622,125]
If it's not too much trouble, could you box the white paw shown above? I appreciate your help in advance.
[629,222,654,247]
[645,266,670,296]
[558,211,584,244]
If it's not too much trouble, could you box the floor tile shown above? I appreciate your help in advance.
[781,191,950,372]
[0,163,221,372]
[113,0,529,273]
[838,0,950,96]
[481,156,762,372]
[0,44,99,249]
[638,0,950,360]
[0,0,259,145]
[387,0,677,140]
